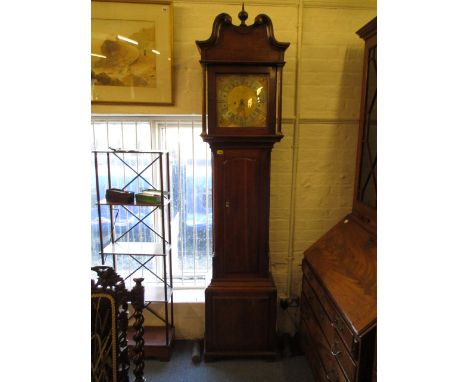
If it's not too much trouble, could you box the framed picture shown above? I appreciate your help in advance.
[91,0,173,105]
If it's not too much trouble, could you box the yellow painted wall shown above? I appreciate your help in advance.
[92,0,376,339]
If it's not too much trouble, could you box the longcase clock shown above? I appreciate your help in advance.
[196,6,289,360]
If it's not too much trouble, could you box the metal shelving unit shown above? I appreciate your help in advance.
[93,149,175,360]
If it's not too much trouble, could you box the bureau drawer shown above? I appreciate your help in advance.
[303,260,356,354]
[302,298,357,382]
[300,322,329,382]
[302,317,348,382]
[302,277,335,346]
[331,333,356,382]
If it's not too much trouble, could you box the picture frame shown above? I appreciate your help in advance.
[91,0,173,105]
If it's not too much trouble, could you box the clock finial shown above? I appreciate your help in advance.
[238,3,248,25]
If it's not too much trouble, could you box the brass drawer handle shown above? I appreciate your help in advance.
[331,341,342,357]
[331,348,342,356]
[331,317,344,332]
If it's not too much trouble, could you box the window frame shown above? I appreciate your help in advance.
[91,114,212,289]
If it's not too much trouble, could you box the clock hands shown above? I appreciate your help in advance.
[216,75,268,127]
[237,98,247,115]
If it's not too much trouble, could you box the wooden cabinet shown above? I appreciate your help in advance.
[300,17,377,381]
[353,18,377,230]
[301,217,376,382]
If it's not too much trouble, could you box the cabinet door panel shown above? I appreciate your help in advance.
[223,156,259,273]
[213,148,269,276]
[209,295,272,351]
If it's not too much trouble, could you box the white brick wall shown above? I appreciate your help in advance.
[92,0,376,338]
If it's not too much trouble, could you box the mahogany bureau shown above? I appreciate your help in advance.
[300,17,377,382]
[301,216,376,382]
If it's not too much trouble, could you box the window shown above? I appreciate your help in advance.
[91,115,212,288]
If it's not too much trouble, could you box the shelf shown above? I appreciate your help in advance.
[101,241,170,256]
[127,326,175,361]
[145,284,173,302]
[98,198,171,207]
[94,149,174,347]
[125,282,173,303]
[93,149,169,154]
[125,281,172,302]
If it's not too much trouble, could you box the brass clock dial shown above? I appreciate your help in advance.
[216,74,268,128]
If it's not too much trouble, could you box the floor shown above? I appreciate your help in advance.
[143,340,315,382]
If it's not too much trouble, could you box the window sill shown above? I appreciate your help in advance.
[173,288,205,303]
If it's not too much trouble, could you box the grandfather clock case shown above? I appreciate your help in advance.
[196,7,289,360]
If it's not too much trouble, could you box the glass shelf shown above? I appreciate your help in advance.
[92,149,169,154]
[125,281,173,303]
[98,198,171,207]
[101,241,170,256]
[144,284,173,303]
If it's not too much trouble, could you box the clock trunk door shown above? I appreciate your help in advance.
[213,148,269,278]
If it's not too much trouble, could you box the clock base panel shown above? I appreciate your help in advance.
[204,277,277,361]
